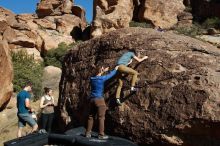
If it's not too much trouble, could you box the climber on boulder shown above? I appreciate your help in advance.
[115,49,148,105]
[85,65,118,139]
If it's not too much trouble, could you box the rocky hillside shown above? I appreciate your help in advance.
[0,0,86,61]
[59,27,220,146]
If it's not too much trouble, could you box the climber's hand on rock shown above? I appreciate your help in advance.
[143,56,148,60]
[103,67,109,72]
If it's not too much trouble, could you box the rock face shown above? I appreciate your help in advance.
[91,0,134,37]
[91,0,185,37]
[191,0,220,19]
[59,27,220,145]
[138,0,185,29]
[0,40,13,111]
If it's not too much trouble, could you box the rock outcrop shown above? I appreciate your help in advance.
[0,40,13,111]
[36,0,73,18]
[91,0,185,37]
[138,0,185,29]
[0,3,86,60]
[59,27,220,145]
[0,1,86,109]
[91,0,134,37]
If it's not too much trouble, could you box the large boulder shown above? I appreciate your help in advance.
[36,0,73,18]
[42,66,62,98]
[36,29,73,51]
[0,40,13,111]
[59,27,220,145]
[91,0,134,37]
[138,0,185,29]
[0,7,16,33]
[55,14,84,35]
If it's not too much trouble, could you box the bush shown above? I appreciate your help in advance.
[43,42,81,68]
[12,50,44,99]
[174,23,204,37]
[129,21,153,28]
[202,17,220,29]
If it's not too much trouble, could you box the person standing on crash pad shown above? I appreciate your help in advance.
[85,65,118,139]
[115,50,148,105]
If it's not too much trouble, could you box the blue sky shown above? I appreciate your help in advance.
[0,0,93,22]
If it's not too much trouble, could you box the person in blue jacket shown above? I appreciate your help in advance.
[85,65,118,139]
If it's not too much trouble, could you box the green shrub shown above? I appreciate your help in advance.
[129,21,153,28]
[202,17,220,29]
[174,23,204,37]
[43,42,81,68]
[12,50,44,99]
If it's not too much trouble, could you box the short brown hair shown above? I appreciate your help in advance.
[23,81,32,88]
[44,87,52,94]
[91,65,102,76]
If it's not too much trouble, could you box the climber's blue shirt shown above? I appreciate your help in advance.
[90,70,117,99]
[117,51,135,65]
[17,90,31,114]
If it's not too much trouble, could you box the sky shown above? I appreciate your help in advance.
[0,0,93,22]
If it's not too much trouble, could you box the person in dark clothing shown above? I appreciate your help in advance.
[85,65,118,139]
[17,82,38,137]
[40,87,55,133]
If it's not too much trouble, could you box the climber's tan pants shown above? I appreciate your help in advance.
[116,65,138,99]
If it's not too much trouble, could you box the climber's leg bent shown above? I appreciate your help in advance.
[116,74,123,105]
[118,65,139,91]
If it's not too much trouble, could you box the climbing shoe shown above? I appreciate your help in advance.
[85,133,91,138]
[38,129,47,134]
[116,98,122,106]
[98,134,109,139]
